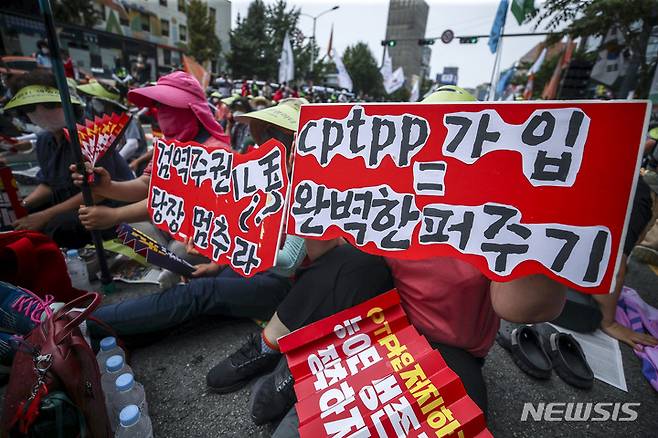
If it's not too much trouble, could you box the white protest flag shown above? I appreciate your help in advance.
[590,28,627,87]
[380,47,393,86]
[331,49,353,92]
[409,75,420,102]
[278,32,295,84]
[386,67,405,94]
[523,47,546,99]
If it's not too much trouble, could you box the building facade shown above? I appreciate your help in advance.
[384,0,430,88]
[0,0,230,81]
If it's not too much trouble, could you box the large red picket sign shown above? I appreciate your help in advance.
[287,101,650,294]
[148,138,288,277]
[279,290,492,438]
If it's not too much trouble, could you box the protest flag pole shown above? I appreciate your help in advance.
[38,0,114,292]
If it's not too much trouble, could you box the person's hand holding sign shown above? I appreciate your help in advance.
[78,204,118,230]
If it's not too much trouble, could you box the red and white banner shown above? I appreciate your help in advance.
[65,112,131,169]
[148,138,288,277]
[279,290,492,438]
[287,101,650,294]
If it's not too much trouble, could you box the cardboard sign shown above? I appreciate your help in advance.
[288,102,650,293]
[0,166,27,230]
[116,223,195,277]
[64,113,131,171]
[279,290,492,438]
[148,138,288,277]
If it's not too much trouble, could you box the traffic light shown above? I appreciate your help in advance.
[459,37,478,44]
[381,40,397,47]
[418,39,436,46]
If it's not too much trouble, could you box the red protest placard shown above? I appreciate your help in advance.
[148,138,288,277]
[279,290,492,438]
[287,101,650,294]
[0,166,27,229]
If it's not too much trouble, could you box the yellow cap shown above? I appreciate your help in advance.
[77,81,120,102]
[422,85,477,103]
[649,127,658,141]
[221,94,239,105]
[4,85,82,110]
[235,97,308,132]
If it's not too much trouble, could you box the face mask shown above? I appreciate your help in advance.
[157,104,199,141]
[233,111,244,117]
[91,99,106,115]
[41,48,49,55]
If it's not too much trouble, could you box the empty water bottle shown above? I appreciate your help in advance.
[111,373,149,424]
[65,249,91,290]
[115,405,153,438]
[97,337,125,369]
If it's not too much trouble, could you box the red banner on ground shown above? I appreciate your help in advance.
[148,138,288,277]
[287,101,650,293]
[279,290,492,438]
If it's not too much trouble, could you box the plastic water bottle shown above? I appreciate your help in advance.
[115,405,153,438]
[102,355,133,405]
[66,249,90,290]
[111,373,149,425]
[97,337,125,370]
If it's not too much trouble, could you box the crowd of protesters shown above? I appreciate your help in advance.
[1,56,658,438]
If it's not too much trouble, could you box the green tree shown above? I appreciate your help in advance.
[186,0,222,66]
[227,0,332,82]
[227,0,271,79]
[531,0,658,97]
[342,42,384,98]
[53,0,100,27]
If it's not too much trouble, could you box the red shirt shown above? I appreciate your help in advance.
[385,257,499,357]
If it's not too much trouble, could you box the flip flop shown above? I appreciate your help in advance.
[497,320,552,380]
[535,323,594,389]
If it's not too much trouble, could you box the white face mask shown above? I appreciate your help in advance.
[233,111,244,117]
[91,99,106,114]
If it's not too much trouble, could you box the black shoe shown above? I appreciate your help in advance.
[206,333,281,393]
[497,320,552,380]
[249,356,296,425]
[535,323,594,389]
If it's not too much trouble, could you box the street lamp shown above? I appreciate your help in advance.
[300,5,340,75]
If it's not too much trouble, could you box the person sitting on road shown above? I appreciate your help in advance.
[69,71,230,266]
[205,86,569,438]
[6,70,133,248]
[87,99,309,339]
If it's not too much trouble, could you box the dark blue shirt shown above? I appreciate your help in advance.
[36,130,134,204]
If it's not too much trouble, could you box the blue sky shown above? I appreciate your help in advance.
[231,0,564,88]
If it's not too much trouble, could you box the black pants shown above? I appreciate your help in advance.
[272,342,488,438]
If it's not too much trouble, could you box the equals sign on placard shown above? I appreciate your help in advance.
[413,161,447,196]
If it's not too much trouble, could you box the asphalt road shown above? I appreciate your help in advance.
[96,256,657,438]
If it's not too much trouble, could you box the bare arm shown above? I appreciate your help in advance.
[490,274,566,323]
[23,184,52,209]
[70,164,149,203]
[79,198,150,230]
[100,175,150,202]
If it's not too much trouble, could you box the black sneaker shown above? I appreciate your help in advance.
[249,356,296,425]
[206,333,280,393]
